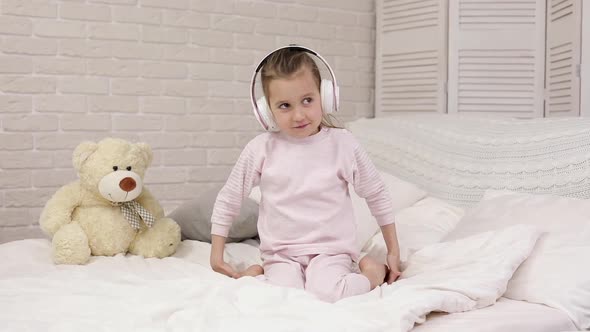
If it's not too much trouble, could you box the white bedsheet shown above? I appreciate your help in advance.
[0,225,540,332]
[413,297,576,332]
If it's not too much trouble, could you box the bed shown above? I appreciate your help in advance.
[0,228,573,332]
[1,113,589,332]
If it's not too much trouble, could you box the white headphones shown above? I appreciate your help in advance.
[249,45,340,132]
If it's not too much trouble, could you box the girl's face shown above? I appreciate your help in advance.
[267,66,323,138]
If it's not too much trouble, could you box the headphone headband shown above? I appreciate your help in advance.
[250,45,339,131]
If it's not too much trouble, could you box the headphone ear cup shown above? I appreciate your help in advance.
[256,96,279,132]
[320,79,334,114]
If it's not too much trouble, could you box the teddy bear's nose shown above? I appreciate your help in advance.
[119,177,136,192]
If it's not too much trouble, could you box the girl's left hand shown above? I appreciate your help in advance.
[386,254,401,284]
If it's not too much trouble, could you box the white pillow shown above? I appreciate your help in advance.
[444,190,590,330]
[351,170,428,251]
[249,185,262,204]
[362,197,464,263]
[445,190,590,240]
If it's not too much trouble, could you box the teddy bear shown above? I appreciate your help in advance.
[39,138,181,265]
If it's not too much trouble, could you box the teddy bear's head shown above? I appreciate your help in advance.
[72,138,153,203]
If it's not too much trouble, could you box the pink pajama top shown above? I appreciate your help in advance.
[211,127,395,259]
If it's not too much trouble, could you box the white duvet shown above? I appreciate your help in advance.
[0,225,539,332]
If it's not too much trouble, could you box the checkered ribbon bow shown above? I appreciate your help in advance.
[120,200,155,230]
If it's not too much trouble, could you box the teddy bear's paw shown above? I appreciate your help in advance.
[128,217,181,258]
[52,223,91,265]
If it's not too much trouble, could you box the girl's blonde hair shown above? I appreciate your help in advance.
[260,48,342,129]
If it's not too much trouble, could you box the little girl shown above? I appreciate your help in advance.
[209,46,401,303]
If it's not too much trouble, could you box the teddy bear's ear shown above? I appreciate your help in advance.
[135,142,153,167]
[72,141,99,171]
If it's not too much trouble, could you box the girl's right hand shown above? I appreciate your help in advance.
[210,259,239,279]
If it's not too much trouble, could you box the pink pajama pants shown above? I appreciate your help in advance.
[257,253,371,303]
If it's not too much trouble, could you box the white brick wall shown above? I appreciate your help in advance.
[0,0,376,243]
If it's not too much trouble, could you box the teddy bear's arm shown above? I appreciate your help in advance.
[135,188,165,219]
[39,182,83,237]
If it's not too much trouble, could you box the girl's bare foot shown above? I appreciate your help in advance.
[359,256,388,289]
[238,264,264,278]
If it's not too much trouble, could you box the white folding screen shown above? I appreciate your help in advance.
[447,0,546,117]
[583,0,590,117]
[544,0,582,117]
[375,0,448,116]
[376,0,585,118]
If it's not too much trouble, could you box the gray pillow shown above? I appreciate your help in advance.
[168,185,259,243]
